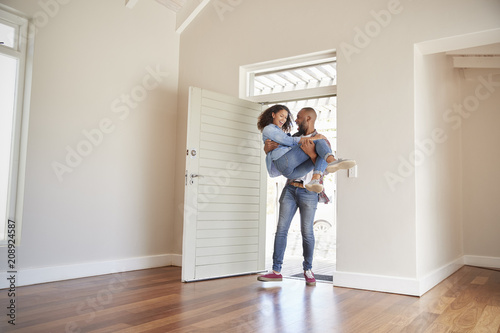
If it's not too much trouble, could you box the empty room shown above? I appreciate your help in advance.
[0,0,499,332]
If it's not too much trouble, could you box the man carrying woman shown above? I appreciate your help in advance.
[257,105,356,286]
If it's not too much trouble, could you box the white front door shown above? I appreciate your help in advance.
[182,87,266,282]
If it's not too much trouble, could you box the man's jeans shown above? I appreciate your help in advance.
[274,139,332,179]
[272,184,318,272]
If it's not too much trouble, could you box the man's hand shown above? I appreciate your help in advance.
[300,139,317,163]
[264,139,279,154]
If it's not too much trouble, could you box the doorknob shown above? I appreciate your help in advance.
[189,173,202,185]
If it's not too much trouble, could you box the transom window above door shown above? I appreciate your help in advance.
[240,50,337,104]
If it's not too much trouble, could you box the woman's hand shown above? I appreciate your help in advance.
[300,134,325,143]
[311,134,326,141]
[299,136,314,144]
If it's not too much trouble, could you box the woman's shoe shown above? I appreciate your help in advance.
[305,179,323,193]
[326,158,356,174]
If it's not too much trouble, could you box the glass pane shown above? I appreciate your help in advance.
[0,22,15,48]
[0,53,17,239]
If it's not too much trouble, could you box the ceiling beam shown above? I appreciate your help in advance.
[155,0,187,13]
[176,0,211,34]
[125,0,139,9]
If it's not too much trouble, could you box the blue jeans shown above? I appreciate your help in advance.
[273,139,332,179]
[272,184,318,272]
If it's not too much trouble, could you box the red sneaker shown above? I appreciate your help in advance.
[257,271,283,282]
[304,270,316,286]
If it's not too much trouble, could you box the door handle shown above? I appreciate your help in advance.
[189,173,203,185]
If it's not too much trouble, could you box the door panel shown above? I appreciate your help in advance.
[182,87,265,281]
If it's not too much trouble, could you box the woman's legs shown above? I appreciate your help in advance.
[274,140,334,179]
[309,139,334,181]
[274,145,316,179]
[313,139,334,164]
[309,139,357,176]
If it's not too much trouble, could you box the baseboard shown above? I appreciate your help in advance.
[464,255,500,269]
[0,253,182,289]
[171,253,183,266]
[333,257,465,297]
[7,254,492,294]
[333,270,420,296]
[418,257,464,296]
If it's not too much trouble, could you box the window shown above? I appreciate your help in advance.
[0,20,15,48]
[252,62,337,96]
[239,49,337,104]
[0,7,31,244]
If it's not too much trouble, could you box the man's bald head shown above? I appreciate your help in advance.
[301,107,317,122]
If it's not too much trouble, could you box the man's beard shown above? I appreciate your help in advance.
[296,121,307,135]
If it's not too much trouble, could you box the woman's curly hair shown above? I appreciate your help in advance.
[257,104,293,133]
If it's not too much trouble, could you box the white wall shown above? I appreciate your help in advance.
[414,52,463,284]
[0,0,179,286]
[175,0,500,294]
[462,69,500,261]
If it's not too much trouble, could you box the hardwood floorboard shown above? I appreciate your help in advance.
[1,265,499,332]
[402,311,439,332]
[337,292,406,332]
[474,305,500,332]
[373,297,423,332]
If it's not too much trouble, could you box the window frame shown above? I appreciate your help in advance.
[0,6,33,246]
[239,49,337,104]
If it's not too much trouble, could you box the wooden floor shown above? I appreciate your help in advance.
[1,265,499,332]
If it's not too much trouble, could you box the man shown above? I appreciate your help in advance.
[257,107,344,286]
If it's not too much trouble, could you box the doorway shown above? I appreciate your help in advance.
[239,50,339,282]
[265,97,338,283]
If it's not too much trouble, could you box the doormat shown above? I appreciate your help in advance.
[290,273,333,282]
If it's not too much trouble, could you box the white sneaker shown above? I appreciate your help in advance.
[305,179,323,193]
[326,158,356,174]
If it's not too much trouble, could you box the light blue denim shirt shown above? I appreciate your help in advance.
[262,124,301,177]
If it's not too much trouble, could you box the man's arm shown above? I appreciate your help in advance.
[301,140,317,164]
[264,139,279,154]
